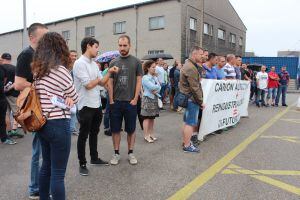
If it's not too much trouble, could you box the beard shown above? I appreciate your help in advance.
[120,50,129,56]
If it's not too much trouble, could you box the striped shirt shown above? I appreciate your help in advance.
[223,63,236,79]
[35,65,79,120]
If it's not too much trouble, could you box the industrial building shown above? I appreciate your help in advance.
[0,0,246,63]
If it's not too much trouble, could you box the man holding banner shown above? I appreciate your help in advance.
[179,47,204,153]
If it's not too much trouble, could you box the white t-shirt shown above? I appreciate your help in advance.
[256,71,268,89]
[155,65,165,84]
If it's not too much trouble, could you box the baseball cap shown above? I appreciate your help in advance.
[1,53,12,60]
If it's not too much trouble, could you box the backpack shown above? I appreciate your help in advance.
[14,84,46,132]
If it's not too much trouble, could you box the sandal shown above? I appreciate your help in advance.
[144,136,154,143]
[150,136,157,141]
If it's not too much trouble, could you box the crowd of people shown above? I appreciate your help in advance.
[0,22,291,200]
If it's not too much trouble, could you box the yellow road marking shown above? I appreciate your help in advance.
[222,164,300,195]
[223,164,300,176]
[227,164,242,169]
[167,105,293,200]
[261,136,299,139]
[281,118,300,124]
[261,136,300,144]
[255,170,300,176]
[251,175,300,196]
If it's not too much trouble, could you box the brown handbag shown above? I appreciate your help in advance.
[14,84,46,132]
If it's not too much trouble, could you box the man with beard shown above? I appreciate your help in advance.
[108,35,143,165]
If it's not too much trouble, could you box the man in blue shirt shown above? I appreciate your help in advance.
[275,66,290,107]
[235,56,242,80]
[203,53,218,79]
[215,56,226,80]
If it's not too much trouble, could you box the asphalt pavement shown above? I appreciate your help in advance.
[0,94,299,200]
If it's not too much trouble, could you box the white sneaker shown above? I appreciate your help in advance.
[128,153,138,165]
[110,154,121,165]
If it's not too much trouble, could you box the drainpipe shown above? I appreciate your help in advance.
[74,17,78,52]
[134,5,138,57]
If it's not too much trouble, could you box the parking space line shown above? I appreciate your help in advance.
[167,105,293,200]
[261,136,300,144]
[222,164,300,196]
[252,175,300,195]
[281,118,300,124]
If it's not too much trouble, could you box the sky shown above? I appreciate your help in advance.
[0,0,299,56]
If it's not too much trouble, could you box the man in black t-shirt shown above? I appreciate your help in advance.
[0,62,17,145]
[241,63,251,81]
[0,53,23,138]
[14,23,48,200]
[108,35,143,165]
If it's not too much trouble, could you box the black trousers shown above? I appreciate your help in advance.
[0,99,8,142]
[137,96,144,130]
[77,106,102,165]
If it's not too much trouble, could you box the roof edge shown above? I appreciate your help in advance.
[0,0,174,36]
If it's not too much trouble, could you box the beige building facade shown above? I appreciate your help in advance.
[0,0,246,64]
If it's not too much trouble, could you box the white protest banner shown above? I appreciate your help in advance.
[198,79,250,140]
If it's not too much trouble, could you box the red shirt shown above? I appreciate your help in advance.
[268,71,279,88]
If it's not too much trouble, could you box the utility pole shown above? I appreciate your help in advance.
[22,0,27,48]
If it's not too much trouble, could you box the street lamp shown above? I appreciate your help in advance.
[22,0,27,48]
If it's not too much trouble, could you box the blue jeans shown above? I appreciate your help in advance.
[159,83,167,100]
[70,113,77,132]
[173,87,179,110]
[37,119,71,200]
[29,133,41,195]
[275,85,288,105]
[183,100,200,126]
[256,89,266,105]
[104,99,110,130]
[267,88,278,101]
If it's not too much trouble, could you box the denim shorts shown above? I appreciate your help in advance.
[183,100,200,126]
[110,101,137,134]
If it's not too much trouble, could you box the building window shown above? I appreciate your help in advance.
[239,37,243,46]
[209,25,213,36]
[114,22,126,34]
[62,30,70,41]
[218,29,225,40]
[230,33,236,44]
[190,18,197,31]
[148,50,164,55]
[204,23,213,36]
[149,16,165,30]
[85,26,95,37]
[203,23,209,34]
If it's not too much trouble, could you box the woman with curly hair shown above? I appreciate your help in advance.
[31,32,78,200]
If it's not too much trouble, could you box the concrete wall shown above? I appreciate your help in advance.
[0,31,23,64]
[47,20,77,51]
[180,0,204,61]
[136,0,181,60]
[202,0,246,56]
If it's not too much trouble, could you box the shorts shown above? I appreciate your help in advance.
[183,100,200,126]
[6,96,18,115]
[171,86,176,96]
[110,101,137,134]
